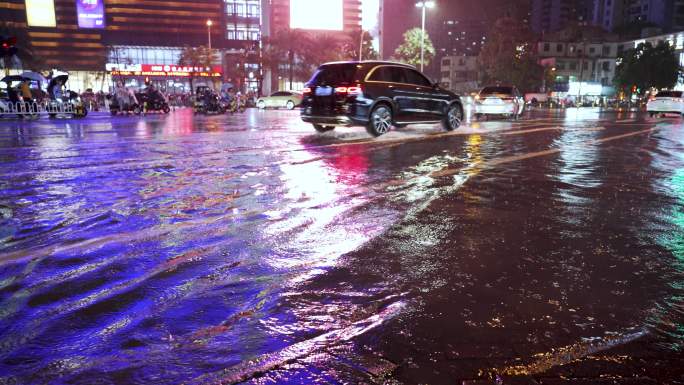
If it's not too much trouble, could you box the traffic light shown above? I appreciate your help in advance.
[0,36,18,58]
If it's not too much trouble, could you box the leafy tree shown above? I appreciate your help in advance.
[478,17,544,92]
[393,28,435,68]
[302,33,349,69]
[262,29,310,90]
[178,45,218,93]
[614,41,682,95]
[344,30,379,61]
[224,41,260,91]
[263,30,353,90]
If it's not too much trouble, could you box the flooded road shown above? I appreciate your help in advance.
[0,108,683,384]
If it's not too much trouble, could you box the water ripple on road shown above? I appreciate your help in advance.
[1,110,684,383]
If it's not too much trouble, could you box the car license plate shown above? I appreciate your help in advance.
[315,87,332,96]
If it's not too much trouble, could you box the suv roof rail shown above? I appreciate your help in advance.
[320,60,416,69]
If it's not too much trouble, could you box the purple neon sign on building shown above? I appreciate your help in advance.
[76,0,105,29]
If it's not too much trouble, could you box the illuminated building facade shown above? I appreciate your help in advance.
[265,0,362,34]
[260,0,362,93]
[1,0,264,92]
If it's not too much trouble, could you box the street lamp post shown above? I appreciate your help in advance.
[359,30,365,61]
[206,20,213,50]
[415,1,435,72]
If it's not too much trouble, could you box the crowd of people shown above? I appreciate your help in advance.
[77,86,259,112]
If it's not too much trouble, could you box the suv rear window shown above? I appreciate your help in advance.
[308,64,359,86]
[481,86,514,95]
[656,91,683,98]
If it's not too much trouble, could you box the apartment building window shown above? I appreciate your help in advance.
[226,24,260,40]
[602,61,610,71]
[556,44,563,52]
[225,0,260,18]
[544,43,550,51]
[442,58,451,66]
[589,47,595,54]
[602,45,610,56]
[569,62,577,70]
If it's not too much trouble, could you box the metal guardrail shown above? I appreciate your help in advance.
[0,100,80,117]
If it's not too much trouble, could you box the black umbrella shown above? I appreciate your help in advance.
[0,75,28,84]
[48,74,69,89]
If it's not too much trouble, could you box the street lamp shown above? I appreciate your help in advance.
[359,30,365,61]
[415,1,435,72]
[206,20,213,50]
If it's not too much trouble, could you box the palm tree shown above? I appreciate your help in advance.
[262,29,310,90]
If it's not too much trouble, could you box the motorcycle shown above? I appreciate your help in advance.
[47,74,87,118]
[226,94,246,114]
[108,93,142,116]
[193,88,225,115]
[137,90,171,114]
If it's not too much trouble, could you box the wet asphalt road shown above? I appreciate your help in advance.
[0,108,683,384]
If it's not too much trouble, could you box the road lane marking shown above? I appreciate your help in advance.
[292,124,576,152]
[494,329,647,377]
[430,126,660,178]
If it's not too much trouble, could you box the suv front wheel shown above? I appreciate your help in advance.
[443,104,463,131]
[366,105,393,137]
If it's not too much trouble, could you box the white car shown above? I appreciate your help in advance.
[474,86,525,120]
[256,91,303,110]
[647,91,684,117]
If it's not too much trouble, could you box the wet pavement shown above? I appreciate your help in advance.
[0,108,683,384]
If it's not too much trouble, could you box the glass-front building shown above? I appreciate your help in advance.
[223,0,262,93]
[1,0,267,93]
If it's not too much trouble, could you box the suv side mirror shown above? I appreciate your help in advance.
[432,82,440,89]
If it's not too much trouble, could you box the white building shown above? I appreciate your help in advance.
[537,40,619,96]
[439,56,479,93]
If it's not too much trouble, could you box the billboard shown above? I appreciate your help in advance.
[25,0,57,27]
[290,0,343,31]
[76,0,105,29]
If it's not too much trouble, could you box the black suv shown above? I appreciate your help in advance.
[300,61,464,136]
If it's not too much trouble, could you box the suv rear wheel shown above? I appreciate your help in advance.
[313,124,335,133]
[366,105,393,137]
[443,104,463,131]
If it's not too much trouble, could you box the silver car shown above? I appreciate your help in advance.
[474,86,525,120]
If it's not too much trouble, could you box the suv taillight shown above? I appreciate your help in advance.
[302,87,312,95]
[334,86,362,95]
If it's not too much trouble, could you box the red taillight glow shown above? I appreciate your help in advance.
[335,86,362,95]
[302,87,312,95]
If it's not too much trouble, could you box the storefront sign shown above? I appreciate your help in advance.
[107,63,222,77]
[76,0,105,29]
